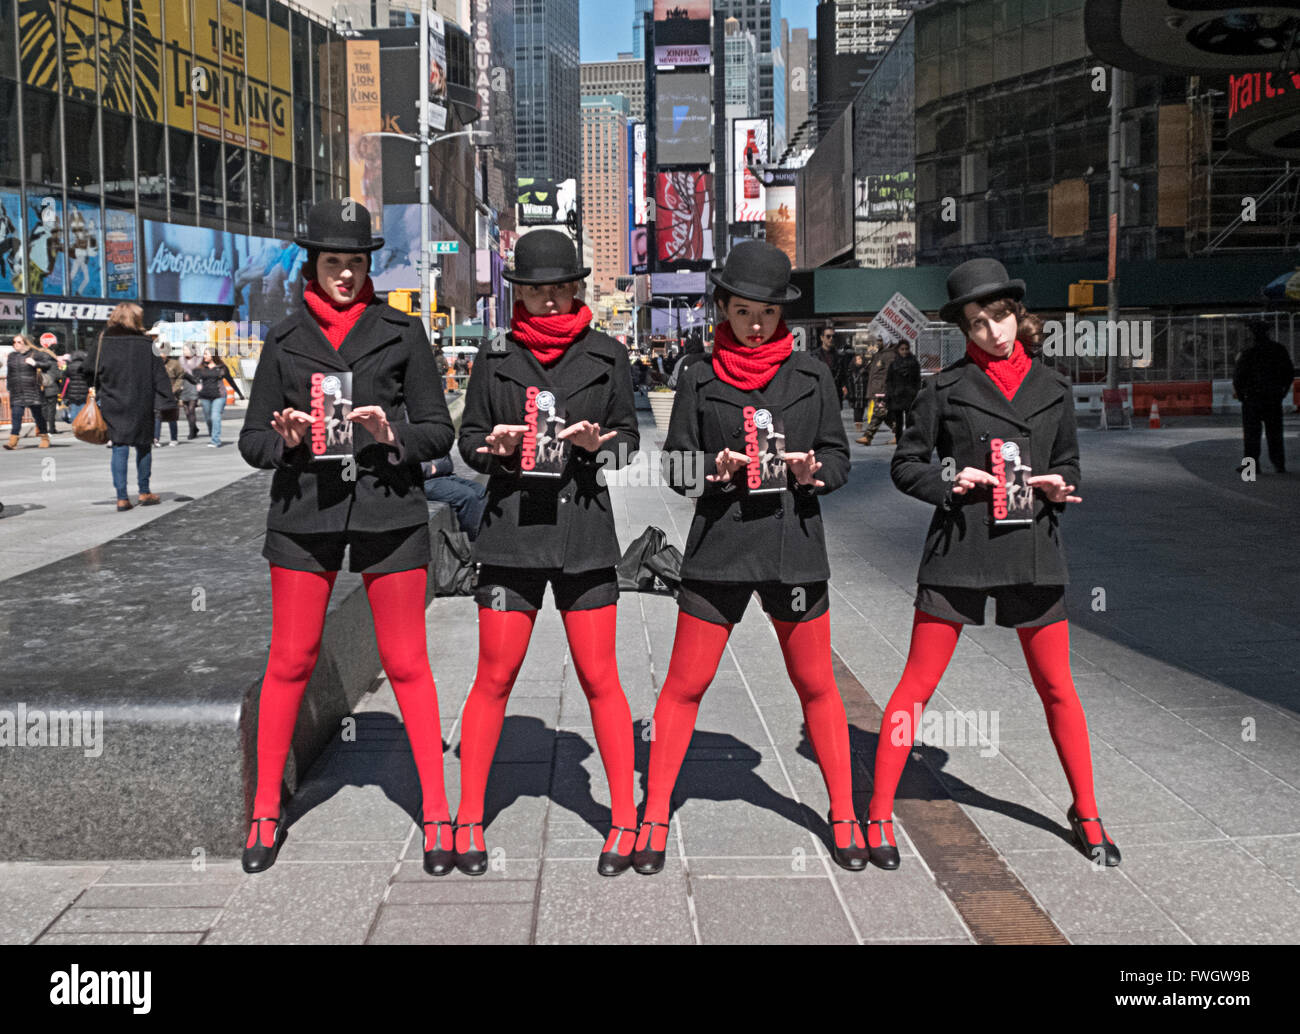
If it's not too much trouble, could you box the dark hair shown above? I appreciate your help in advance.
[302,248,371,283]
[955,295,1043,357]
[821,323,836,335]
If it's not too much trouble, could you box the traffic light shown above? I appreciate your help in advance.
[386,289,419,314]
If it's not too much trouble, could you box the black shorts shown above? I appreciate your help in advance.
[263,525,431,574]
[474,564,619,612]
[678,579,830,626]
[915,583,1066,628]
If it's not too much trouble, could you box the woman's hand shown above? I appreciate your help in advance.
[783,450,824,488]
[950,466,999,495]
[557,420,617,452]
[706,449,751,483]
[1027,474,1081,504]
[476,424,530,457]
[270,408,315,447]
[348,405,397,446]
[24,356,36,367]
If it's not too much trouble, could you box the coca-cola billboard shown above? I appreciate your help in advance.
[732,118,768,223]
[655,171,713,265]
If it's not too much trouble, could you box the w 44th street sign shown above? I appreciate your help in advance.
[428,241,459,254]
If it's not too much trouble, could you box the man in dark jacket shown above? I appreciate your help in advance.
[885,340,923,441]
[857,340,902,445]
[812,324,850,404]
[1233,321,1295,473]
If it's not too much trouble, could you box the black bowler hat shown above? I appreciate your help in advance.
[504,229,590,285]
[939,258,1025,323]
[293,199,384,252]
[708,241,801,304]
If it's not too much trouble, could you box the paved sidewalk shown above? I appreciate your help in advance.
[2,409,1298,944]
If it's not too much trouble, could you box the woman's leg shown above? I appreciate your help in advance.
[153,413,162,442]
[249,566,338,846]
[454,608,538,852]
[362,569,452,845]
[771,612,860,849]
[867,609,963,847]
[210,396,226,445]
[635,611,733,854]
[199,398,213,435]
[109,444,130,500]
[29,404,47,435]
[136,445,152,495]
[184,400,199,436]
[1016,620,1106,845]
[167,417,178,441]
[561,605,637,855]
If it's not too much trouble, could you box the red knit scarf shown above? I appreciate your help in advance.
[711,320,794,391]
[303,278,375,349]
[966,339,1032,400]
[511,301,593,365]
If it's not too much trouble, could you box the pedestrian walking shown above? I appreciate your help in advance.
[192,347,244,446]
[857,338,902,445]
[884,339,922,442]
[36,341,64,434]
[4,334,54,449]
[62,347,91,425]
[153,334,185,446]
[813,323,850,406]
[456,228,641,877]
[633,241,867,874]
[1233,320,1295,474]
[237,199,456,875]
[179,345,201,439]
[868,258,1119,870]
[83,304,174,510]
[845,352,870,429]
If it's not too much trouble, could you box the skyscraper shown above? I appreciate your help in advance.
[817,0,923,134]
[581,55,647,122]
[715,0,782,149]
[514,0,581,183]
[632,0,653,60]
[581,94,631,298]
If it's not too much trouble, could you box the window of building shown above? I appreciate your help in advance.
[0,78,18,183]
[168,127,197,221]
[249,150,271,234]
[102,108,134,206]
[226,144,248,227]
[272,156,293,234]
[23,88,62,186]
[64,98,100,192]
[198,136,223,218]
[0,0,16,81]
[136,118,166,217]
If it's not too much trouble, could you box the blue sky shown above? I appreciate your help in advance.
[580,0,820,63]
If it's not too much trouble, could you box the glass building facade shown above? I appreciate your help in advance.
[0,0,348,349]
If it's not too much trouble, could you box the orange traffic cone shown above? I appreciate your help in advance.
[1148,400,1161,429]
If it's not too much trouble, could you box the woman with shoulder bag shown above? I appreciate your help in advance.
[455,229,641,877]
[4,334,54,449]
[632,241,867,875]
[237,199,457,875]
[866,258,1120,870]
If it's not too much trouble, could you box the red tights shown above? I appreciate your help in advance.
[867,610,1101,848]
[636,610,861,853]
[455,605,637,855]
[249,565,451,850]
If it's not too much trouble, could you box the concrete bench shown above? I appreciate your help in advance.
[0,472,456,860]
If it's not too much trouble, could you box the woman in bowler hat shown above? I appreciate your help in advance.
[454,229,641,876]
[632,240,868,874]
[866,257,1120,869]
[238,199,458,875]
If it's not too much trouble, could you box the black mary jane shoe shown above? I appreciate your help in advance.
[597,825,639,877]
[241,816,283,874]
[828,813,870,872]
[632,821,670,876]
[1068,805,1121,867]
[865,818,900,870]
[454,821,488,876]
[422,820,455,877]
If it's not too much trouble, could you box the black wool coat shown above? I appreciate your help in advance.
[458,328,639,573]
[5,349,54,408]
[662,351,850,584]
[238,297,454,535]
[63,351,90,405]
[84,335,174,447]
[891,356,1081,588]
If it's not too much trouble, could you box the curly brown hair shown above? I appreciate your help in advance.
[955,296,1043,356]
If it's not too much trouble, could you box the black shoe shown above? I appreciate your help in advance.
[865,818,900,870]
[632,821,669,875]
[453,820,488,876]
[241,816,283,874]
[828,813,869,872]
[422,820,455,876]
[1067,805,1121,866]
[597,825,638,877]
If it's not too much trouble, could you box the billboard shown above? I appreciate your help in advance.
[654,44,710,67]
[763,169,798,265]
[347,40,385,230]
[232,234,306,324]
[799,107,853,269]
[651,271,706,295]
[733,119,768,223]
[633,123,649,225]
[655,172,713,264]
[655,72,712,166]
[428,11,449,133]
[0,190,23,294]
[143,220,235,305]
[654,1,710,46]
[518,178,578,227]
[65,201,104,299]
[26,195,66,296]
[104,207,139,300]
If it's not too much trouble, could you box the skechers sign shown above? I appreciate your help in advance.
[29,300,117,321]
[142,221,235,305]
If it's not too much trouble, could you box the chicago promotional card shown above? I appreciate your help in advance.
[308,371,355,460]
[743,404,787,494]
[990,437,1033,524]
[521,385,569,476]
